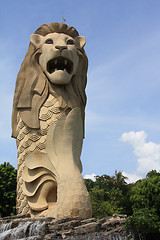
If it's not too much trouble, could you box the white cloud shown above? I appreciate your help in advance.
[122,172,142,184]
[120,131,160,176]
[84,173,96,181]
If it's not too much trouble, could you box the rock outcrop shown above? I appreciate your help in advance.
[0,214,133,239]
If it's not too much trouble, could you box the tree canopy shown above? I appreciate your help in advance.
[85,170,160,240]
[0,162,17,217]
[1,161,160,240]
[126,171,160,240]
[85,171,132,218]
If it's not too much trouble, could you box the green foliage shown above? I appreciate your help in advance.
[130,174,160,216]
[125,171,160,240]
[84,178,95,192]
[89,185,114,218]
[146,170,160,178]
[85,171,132,218]
[1,161,160,240]
[85,170,160,239]
[126,208,160,240]
[113,170,128,190]
[0,162,17,217]
[95,174,114,191]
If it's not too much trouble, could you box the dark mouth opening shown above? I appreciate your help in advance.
[47,57,73,74]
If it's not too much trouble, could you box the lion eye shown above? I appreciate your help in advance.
[45,39,53,44]
[67,39,74,45]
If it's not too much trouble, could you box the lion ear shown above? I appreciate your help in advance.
[30,34,43,47]
[75,36,86,48]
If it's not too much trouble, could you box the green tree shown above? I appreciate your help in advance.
[146,170,160,178]
[94,174,114,191]
[85,171,131,218]
[89,185,114,218]
[126,208,160,240]
[85,170,160,239]
[126,172,160,240]
[131,175,160,216]
[84,178,95,192]
[0,162,17,217]
[113,170,127,188]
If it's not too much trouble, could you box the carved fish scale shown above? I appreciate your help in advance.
[13,22,92,219]
[16,94,62,214]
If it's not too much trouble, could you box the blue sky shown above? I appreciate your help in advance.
[1,0,160,182]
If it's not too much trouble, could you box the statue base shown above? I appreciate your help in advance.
[0,214,133,239]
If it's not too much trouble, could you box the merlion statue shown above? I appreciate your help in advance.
[12,22,92,219]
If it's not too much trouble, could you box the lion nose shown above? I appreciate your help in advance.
[55,45,67,51]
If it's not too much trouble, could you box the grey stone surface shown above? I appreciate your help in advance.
[0,214,134,239]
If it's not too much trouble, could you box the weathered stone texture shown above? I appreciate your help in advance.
[0,214,134,239]
[12,22,92,220]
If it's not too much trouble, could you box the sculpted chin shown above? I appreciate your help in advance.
[12,22,92,219]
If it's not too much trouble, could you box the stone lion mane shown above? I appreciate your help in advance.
[12,22,88,138]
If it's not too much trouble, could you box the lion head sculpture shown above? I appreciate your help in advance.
[12,22,88,138]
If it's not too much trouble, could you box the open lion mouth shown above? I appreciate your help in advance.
[47,57,73,74]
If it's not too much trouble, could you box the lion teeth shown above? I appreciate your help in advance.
[64,59,67,66]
